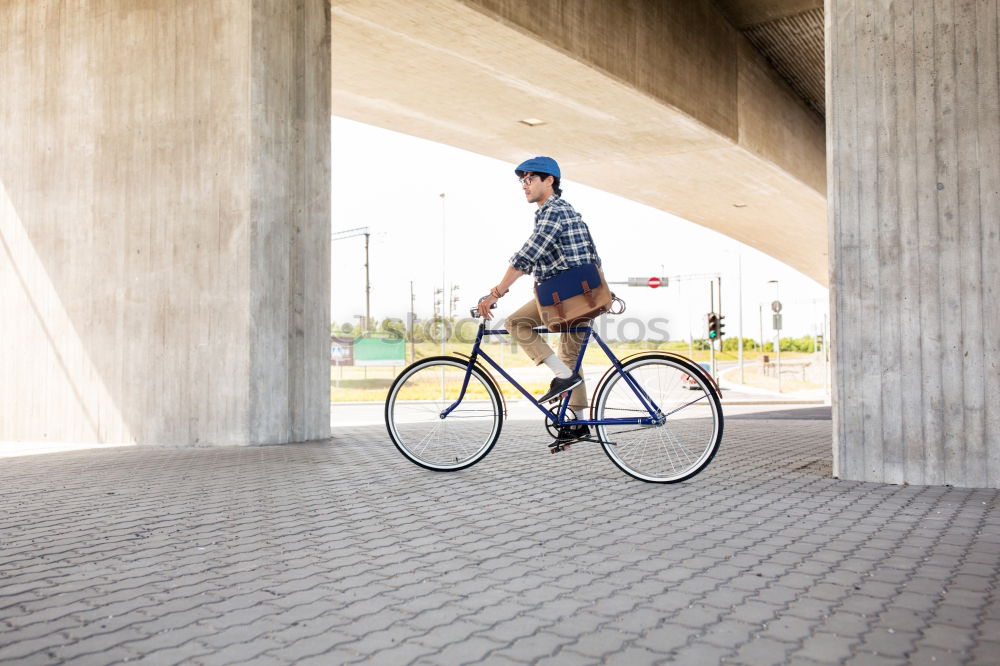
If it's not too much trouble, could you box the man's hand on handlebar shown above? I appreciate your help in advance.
[476,294,499,320]
[474,279,513,320]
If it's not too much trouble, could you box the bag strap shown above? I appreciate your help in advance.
[551,292,568,320]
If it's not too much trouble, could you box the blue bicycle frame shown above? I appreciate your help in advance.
[440,323,666,428]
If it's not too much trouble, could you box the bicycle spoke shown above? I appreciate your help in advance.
[664,393,708,418]
[386,359,502,471]
[595,356,722,483]
[658,424,697,468]
[414,421,443,455]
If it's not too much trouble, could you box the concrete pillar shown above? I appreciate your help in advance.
[0,1,331,446]
[827,0,1000,487]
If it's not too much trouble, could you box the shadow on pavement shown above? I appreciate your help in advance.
[727,405,831,421]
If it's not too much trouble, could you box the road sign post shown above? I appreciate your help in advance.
[625,276,669,288]
[772,303,783,393]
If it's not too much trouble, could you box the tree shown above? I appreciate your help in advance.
[333,321,355,337]
[380,318,406,339]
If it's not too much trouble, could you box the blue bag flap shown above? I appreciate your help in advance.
[534,263,602,306]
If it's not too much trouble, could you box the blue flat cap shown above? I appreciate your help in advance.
[515,156,560,179]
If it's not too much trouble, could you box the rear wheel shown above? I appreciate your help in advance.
[385,357,503,471]
[593,355,722,483]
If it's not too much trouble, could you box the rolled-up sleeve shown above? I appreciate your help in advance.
[510,214,561,273]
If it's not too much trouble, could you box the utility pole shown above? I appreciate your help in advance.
[449,284,460,321]
[409,281,416,363]
[332,226,372,332]
[709,281,716,379]
[759,304,764,359]
[433,287,445,357]
[717,275,722,380]
[737,254,744,384]
[681,280,694,359]
[364,232,370,332]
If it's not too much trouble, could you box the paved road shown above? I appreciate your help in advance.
[728,406,831,421]
[331,401,831,429]
[2,415,997,665]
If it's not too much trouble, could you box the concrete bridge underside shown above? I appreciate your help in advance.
[1,1,997,488]
[331,0,828,285]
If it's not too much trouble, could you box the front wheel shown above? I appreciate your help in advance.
[385,357,503,471]
[593,355,723,483]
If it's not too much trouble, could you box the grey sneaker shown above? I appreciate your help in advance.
[538,373,583,404]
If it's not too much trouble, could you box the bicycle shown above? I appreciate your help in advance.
[384,306,724,483]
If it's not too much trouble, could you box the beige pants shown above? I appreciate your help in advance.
[504,298,588,411]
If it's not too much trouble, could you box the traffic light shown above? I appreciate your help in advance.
[707,312,719,339]
[707,312,725,340]
[717,314,725,339]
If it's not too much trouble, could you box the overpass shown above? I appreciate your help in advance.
[330,0,826,284]
[1,1,997,488]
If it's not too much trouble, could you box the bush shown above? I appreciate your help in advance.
[780,336,816,352]
[720,338,761,352]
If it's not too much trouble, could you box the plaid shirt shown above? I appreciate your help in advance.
[510,195,600,282]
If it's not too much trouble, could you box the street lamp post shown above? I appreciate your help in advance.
[439,193,447,400]
[439,193,447,358]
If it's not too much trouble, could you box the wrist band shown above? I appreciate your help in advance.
[491,286,508,299]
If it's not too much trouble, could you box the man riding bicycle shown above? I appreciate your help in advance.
[477,156,601,447]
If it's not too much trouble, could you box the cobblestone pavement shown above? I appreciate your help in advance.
[1,415,998,665]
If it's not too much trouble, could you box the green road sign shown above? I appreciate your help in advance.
[354,336,405,366]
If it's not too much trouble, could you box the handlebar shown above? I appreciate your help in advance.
[470,295,498,318]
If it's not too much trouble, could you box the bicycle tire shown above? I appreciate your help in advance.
[593,354,723,483]
[385,356,503,471]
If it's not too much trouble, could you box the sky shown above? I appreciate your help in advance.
[331,117,829,341]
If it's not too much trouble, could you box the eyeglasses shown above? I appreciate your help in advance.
[518,174,538,186]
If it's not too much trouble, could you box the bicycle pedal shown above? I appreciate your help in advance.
[549,443,571,453]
